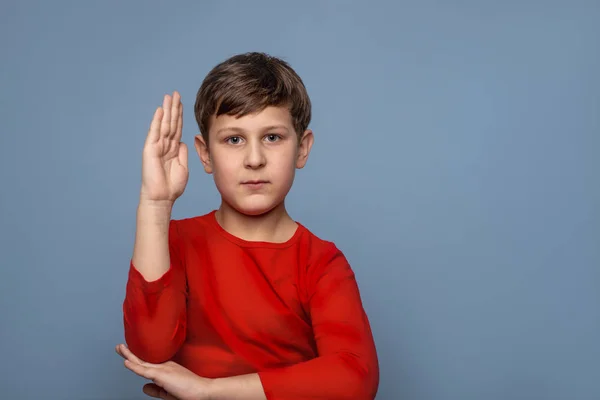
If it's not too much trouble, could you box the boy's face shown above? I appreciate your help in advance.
[194,106,313,216]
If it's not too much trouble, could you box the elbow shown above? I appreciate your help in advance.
[123,316,186,363]
[340,352,379,400]
[364,367,380,400]
[350,368,379,400]
[346,374,379,400]
[124,335,178,364]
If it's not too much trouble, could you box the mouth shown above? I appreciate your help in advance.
[241,180,270,189]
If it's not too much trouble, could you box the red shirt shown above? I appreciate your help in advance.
[123,210,379,399]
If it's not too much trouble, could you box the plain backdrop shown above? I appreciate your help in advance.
[1,1,598,399]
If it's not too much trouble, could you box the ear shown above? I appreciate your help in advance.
[296,129,314,169]
[194,134,213,174]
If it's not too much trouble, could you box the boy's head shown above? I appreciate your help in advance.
[193,52,314,216]
[194,52,311,144]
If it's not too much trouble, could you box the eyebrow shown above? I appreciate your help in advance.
[216,125,290,135]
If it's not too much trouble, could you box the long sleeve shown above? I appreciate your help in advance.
[257,246,379,400]
[122,220,188,363]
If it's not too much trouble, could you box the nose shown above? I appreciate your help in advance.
[244,140,266,169]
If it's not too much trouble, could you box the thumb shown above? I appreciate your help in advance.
[143,383,178,400]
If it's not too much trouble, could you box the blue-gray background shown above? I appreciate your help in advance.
[1,1,598,399]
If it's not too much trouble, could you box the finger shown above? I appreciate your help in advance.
[115,344,123,357]
[146,107,163,145]
[160,94,172,139]
[143,384,178,400]
[118,344,153,367]
[174,101,183,142]
[114,344,130,360]
[170,91,180,139]
[124,359,157,381]
[142,383,162,398]
[178,142,188,170]
[115,344,136,363]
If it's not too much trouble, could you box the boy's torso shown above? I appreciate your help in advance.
[171,211,333,378]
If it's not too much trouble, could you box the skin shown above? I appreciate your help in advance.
[118,91,314,399]
[194,103,313,243]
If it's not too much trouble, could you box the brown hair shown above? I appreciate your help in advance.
[194,52,311,143]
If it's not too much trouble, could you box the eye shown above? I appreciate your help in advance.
[226,136,242,145]
[265,134,281,142]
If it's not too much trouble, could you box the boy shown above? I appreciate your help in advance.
[116,52,379,400]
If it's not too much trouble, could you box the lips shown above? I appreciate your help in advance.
[241,180,269,190]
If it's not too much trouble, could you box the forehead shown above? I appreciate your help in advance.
[209,106,293,135]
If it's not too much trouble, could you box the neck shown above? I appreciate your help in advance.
[215,200,298,243]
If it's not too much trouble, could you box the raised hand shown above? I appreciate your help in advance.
[140,91,189,206]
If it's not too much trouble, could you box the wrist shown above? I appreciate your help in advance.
[203,374,266,400]
[137,200,173,221]
[205,377,219,400]
[138,197,175,210]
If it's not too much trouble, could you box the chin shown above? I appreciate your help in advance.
[225,197,284,217]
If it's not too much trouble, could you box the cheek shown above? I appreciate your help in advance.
[276,146,298,167]
[211,154,238,184]
[272,152,297,179]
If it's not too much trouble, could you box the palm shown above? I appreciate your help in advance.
[141,91,189,203]
[116,344,211,400]
[144,362,210,400]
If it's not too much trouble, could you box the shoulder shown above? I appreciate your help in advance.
[168,211,215,242]
[298,222,340,255]
[295,223,357,301]
[297,222,352,276]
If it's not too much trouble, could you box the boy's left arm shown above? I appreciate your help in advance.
[210,246,380,400]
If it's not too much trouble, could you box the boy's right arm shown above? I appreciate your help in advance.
[123,92,189,363]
